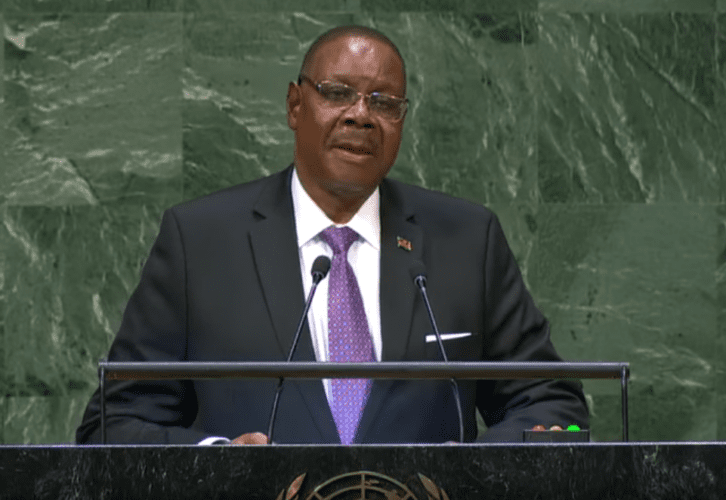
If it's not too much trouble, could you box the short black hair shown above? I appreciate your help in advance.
[299,25,406,89]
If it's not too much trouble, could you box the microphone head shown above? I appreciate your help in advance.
[311,255,331,284]
[409,260,427,287]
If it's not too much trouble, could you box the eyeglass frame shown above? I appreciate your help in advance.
[297,74,408,121]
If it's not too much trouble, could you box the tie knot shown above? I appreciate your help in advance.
[320,226,359,255]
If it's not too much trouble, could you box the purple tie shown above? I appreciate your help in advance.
[320,226,374,445]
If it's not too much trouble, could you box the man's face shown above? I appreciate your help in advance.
[287,35,406,206]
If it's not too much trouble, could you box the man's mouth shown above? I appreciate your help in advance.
[333,141,373,155]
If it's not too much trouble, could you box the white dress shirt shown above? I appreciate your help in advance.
[291,168,382,401]
[199,168,382,445]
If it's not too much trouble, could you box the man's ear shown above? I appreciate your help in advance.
[286,81,301,131]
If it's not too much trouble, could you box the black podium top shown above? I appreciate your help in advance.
[1,443,723,499]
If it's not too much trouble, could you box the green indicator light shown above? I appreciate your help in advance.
[567,425,581,432]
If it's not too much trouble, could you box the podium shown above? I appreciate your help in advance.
[1,443,725,498]
[3,361,721,497]
[8,360,645,498]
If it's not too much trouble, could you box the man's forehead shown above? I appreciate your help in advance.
[346,36,374,56]
[311,34,399,69]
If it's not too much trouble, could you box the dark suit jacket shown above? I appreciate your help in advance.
[76,166,588,444]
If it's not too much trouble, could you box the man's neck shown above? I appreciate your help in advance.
[291,168,380,241]
[320,200,364,225]
[296,175,375,225]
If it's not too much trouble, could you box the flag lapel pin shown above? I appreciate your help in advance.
[397,236,412,251]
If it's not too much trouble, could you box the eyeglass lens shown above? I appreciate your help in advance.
[316,81,406,120]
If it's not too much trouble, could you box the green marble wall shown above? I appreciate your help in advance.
[1,0,724,444]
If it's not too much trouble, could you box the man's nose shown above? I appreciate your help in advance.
[342,95,374,128]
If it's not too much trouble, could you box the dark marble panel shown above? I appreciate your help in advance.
[539,13,719,203]
[540,0,716,12]
[3,0,181,12]
[1,20,5,442]
[2,444,726,498]
[2,394,88,444]
[184,0,361,12]
[2,205,165,402]
[183,12,354,200]
[0,13,4,101]
[532,204,717,441]
[370,13,539,205]
[712,21,724,441]
[0,211,5,445]
[2,13,183,206]
[719,44,726,461]
[720,0,726,12]
[718,206,726,440]
[184,12,539,204]
[360,0,537,11]
[487,202,540,286]
[183,0,538,12]
[719,15,726,202]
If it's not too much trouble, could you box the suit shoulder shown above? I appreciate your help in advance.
[167,168,288,222]
[172,175,270,213]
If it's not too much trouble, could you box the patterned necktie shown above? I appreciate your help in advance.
[320,226,374,445]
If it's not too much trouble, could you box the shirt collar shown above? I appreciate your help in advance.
[291,167,380,250]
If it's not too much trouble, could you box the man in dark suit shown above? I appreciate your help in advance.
[76,25,588,445]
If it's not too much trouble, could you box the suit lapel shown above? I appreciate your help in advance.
[248,166,339,442]
[356,179,423,442]
[378,180,423,362]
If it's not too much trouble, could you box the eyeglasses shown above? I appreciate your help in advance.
[298,74,408,121]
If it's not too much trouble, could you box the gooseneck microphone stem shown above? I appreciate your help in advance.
[267,256,330,444]
[412,266,465,444]
[414,276,448,363]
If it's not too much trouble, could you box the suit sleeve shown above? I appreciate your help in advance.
[75,209,208,444]
[475,214,589,442]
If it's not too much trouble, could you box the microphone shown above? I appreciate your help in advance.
[310,255,331,286]
[266,255,331,444]
[410,260,465,443]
